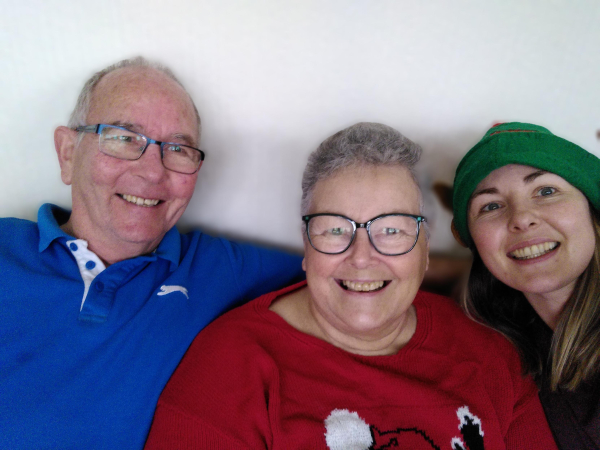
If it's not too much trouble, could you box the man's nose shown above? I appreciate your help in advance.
[134,143,167,181]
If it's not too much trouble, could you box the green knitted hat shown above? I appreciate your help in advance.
[452,122,600,247]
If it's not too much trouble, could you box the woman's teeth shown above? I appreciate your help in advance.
[510,242,558,260]
[121,194,160,207]
[342,280,385,292]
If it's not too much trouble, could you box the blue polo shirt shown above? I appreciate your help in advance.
[0,204,303,449]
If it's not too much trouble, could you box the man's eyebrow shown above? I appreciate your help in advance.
[171,133,197,147]
[110,121,137,130]
[523,169,548,183]
[108,122,197,146]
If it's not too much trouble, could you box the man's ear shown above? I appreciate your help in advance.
[451,219,468,248]
[54,126,78,185]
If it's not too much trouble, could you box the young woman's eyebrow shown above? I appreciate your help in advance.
[523,170,548,183]
[471,170,550,200]
[470,187,498,200]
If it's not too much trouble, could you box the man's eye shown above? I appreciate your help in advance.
[539,187,556,196]
[481,202,500,212]
[329,228,345,236]
[107,135,137,143]
[382,227,401,235]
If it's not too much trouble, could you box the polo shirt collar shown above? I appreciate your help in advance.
[154,226,181,271]
[37,203,181,271]
[38,203,72,252]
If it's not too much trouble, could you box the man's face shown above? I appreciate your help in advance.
[60,67,200,260]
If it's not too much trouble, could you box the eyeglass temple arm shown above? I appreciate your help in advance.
[75,124,101,133]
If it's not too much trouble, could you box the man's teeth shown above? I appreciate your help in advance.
[121,194,160,207]
[511,242,558,260]
[342,280,385,292]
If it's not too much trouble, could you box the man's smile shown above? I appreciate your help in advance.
[119,194,161,207]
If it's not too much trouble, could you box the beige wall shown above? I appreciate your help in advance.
[1,0,599,253]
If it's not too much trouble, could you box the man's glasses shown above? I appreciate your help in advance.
[302,213,427,256]
[75,124,205,174]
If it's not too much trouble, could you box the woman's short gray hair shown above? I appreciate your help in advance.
[67,56,201,141]
[301,122,423,216]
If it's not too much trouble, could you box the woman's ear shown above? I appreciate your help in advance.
[451,219,468,248]
[54,126,78,185]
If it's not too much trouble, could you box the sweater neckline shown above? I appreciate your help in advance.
[253,280,430,361]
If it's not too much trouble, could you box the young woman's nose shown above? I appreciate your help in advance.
[508,204,540,232]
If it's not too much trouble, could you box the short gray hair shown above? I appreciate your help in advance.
[67,56,201,141]
[301,122,424,216]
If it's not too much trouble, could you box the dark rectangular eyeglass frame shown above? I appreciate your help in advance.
[74,124,205,174]
[302,212,427,256]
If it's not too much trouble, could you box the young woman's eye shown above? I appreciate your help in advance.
[538,187,556,196]
[480,202,501,212]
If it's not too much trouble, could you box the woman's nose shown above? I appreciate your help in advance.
[345,228,378,267]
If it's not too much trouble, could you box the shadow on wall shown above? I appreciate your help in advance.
[407,126,481,299]
[420,179,471,299]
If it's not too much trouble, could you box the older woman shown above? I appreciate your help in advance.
[452,122,600,450]
[145,123,556,450]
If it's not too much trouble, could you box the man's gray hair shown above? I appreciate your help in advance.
[67,56,201,141]
[301,122,424,216]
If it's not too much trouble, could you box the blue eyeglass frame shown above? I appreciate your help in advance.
[74,124,206,174]
[302,212,427,256]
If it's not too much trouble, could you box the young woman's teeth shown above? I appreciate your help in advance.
[342,280,385,292]
[510,242,558,260]
[121,194,160,207]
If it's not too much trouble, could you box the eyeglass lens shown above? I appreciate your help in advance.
[307,215,420,255]
[99,126,202,174]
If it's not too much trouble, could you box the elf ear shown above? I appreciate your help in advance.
[54,126,78,185]
[451,219,468,248]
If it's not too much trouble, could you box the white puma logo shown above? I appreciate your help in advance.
[157,285,189,299]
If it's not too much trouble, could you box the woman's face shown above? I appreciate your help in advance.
[468,164,595,305]
[302,165,429,344]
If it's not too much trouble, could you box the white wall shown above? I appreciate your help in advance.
[1,0,599,253]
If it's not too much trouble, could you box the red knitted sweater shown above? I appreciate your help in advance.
[145,281,557,450]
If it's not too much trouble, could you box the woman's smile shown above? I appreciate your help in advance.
[339,279,389,292]
[508,241,559,260]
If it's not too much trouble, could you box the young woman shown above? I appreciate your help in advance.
[452,122,600,450]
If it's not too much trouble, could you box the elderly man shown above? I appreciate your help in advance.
[0,58,302,449]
